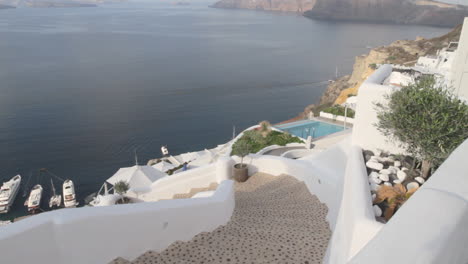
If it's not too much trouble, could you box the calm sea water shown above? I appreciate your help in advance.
[0,1,448,219]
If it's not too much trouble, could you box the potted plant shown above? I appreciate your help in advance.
[231,140,252,182]
[114,180,130,204]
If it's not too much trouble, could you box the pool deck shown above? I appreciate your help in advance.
[314,117,354,128]
[312,129,351,149]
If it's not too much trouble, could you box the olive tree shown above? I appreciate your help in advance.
[231,139,252,167]
[375,75,468,179]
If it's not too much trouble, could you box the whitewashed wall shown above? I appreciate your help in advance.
[351,65,406,154]
[451,17,468,99]
[0,180,235,264]
[324,145,383,264]
[255,142,305,155]
[349,139,468,264]
[142,164,215,201]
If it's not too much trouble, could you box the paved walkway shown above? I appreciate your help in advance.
[110,173,331,264]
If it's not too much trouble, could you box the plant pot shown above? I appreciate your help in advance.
[233,163,248,182]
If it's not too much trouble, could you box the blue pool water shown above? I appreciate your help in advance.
[276,120,346,139]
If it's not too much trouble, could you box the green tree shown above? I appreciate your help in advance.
[375,75,468,179]
[114,180,130,204]
[231,139,252,167]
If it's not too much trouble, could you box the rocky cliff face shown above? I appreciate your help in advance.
[211,0,316,13]
[305,0,468,27]
[321,23,463,105]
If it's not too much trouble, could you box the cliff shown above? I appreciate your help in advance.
[211,0,316,13]
[319,23,462,106]
[305,0,468,27]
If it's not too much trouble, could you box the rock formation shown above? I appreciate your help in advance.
[321,23,462,106]
[305,0,468,27]
[211,0,316,13]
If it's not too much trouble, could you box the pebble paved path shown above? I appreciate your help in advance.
[110,173,331,264]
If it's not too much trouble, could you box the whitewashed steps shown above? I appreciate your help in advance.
[109,173,331,264]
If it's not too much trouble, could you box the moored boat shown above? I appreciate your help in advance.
[63,179,77,208]
[0,175,22,214]
[27,184,43,213]
[48,178,61,209]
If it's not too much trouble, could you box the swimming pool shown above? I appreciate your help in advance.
[275,120,346,139]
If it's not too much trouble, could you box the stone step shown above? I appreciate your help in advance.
[112,174,330,264]
[148,233,328,264]
[235,182,311,203]
[172,182,218,199]
[131,249,190,264]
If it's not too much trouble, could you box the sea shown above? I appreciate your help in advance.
[0,0,449,220]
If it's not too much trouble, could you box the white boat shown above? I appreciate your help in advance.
[0,220,11,226]
[0,175,22,214]
[161,146,169,156]
[48,178,61,209]
[27,184,43,213]
[63,179,78,208]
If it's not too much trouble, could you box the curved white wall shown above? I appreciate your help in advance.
[0,181,235,264]
[138,158,233,202]
[324,145,383,264]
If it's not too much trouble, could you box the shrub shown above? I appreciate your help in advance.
[375,75,468,178]
[374,184,418,221]
[258,120,272,137]
[114,180,130,204]
[369,63,377,70]
[323,105,355,118]
[231,130,302,156]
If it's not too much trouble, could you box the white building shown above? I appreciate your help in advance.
[451,17,468,99]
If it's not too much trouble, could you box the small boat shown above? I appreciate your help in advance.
[0,175,22,214]
[63,179,78,208]
[48,178,61,209]
[27,184,43,213]
[161,146,169,156]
